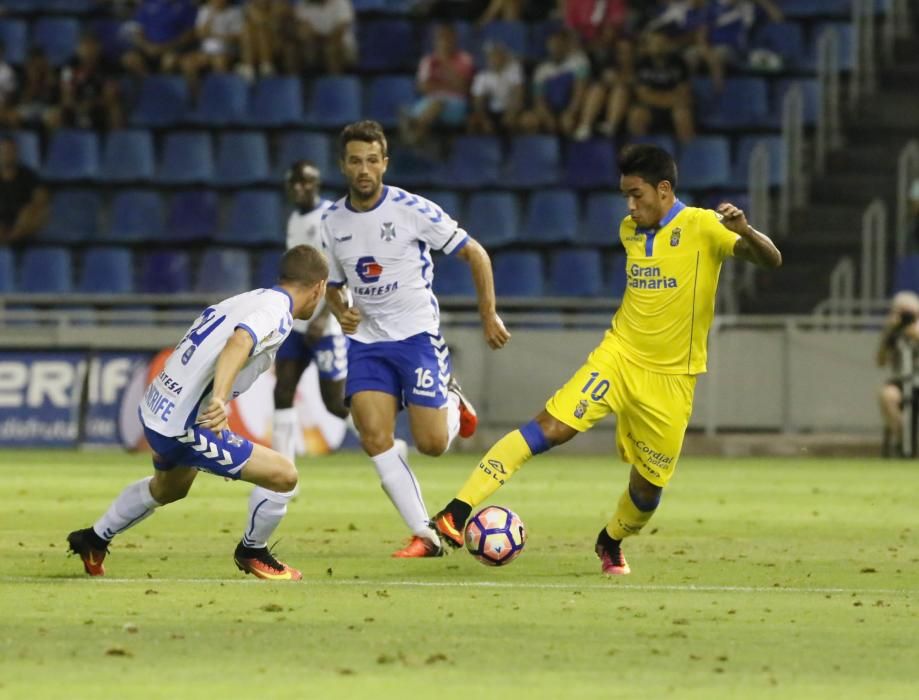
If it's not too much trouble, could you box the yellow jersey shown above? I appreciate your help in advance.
[603,200,739,375]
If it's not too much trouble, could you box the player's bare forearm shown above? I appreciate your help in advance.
[718,202,783,268]
[326,284,361,335]
[199,329,253,431]
[457,238,510,349]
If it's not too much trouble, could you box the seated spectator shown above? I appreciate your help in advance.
[574,24,631,140]
[477,0,523,25]
[467,40,524,137]
[240,0,296,78]
[519,28,590,137]
[564,0,628,45]
[121,0,198,77]
[643,0,708,51]
[877,291,919,456]
[182,0,244,91]
[627,31,694,143]
[696,0,782,90]
[58,34,124,130]
[294,0,357,75]
[401,24,474,146]
[0,135,49,245]
[8,48,59,130]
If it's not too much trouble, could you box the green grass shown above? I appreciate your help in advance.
[1,450,916,700]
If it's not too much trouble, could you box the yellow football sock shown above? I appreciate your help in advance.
[456,429,533,508]
[606,487,657,541]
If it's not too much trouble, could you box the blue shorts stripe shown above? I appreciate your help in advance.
[144,424,254,480]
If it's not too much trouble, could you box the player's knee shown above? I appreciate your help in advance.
[269,459,298,493]
[361,432,393,457]
[415,433,448,457]
[150,478,192,505]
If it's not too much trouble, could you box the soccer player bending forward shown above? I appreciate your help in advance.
[68,246,329,581]
[323,120,510,558]
[432,144,782,575]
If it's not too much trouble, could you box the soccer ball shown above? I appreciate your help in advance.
[464,506,526,566]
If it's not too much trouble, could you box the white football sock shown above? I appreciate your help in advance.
[93,476,161,542]
[371,444,438,542]
[242,485,297,549]
[445,392,460,449]
[272,408,298,462]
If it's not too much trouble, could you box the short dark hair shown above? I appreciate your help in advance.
[279,244,329,287]
[618,144,678,191]
[339,120,388,160]
[286,159,319,184]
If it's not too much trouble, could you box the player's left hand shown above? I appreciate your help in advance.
[716,202,750,234]
[482,312,511,350]
[197,397,229,433]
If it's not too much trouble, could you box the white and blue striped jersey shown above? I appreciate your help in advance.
[286,199,342,337]
[320,186,469,343]
[140,287,294,437]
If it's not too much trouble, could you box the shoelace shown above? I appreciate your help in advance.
[250,542,285,572]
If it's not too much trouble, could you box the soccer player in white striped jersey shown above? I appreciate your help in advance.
[67,246,328,580]
[323,120,511,558]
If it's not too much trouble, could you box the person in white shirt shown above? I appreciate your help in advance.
[181,0,244,91]
[467,40,524,137]
[323,120,511,558]
[294,0,356,74]
[67,246,329,581]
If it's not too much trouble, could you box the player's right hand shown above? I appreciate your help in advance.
[482,312,510,349]
[339,307,361,335]
[197,397,229,433]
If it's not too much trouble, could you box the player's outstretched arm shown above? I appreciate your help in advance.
[326,284,361,335]
[198,328,255,432]
[718,202,783,269]
[456,237,511,349]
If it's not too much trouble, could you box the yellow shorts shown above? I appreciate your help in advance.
[545,344,696,487]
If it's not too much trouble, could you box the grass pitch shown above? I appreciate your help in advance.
[0,450,916,700]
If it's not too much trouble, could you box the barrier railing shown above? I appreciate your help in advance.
[815,27,842,176]
[882,0,911,64]
[896,139,919,259]
[861,198,888,312]
[779,83,804,234]
[852,0,878,106]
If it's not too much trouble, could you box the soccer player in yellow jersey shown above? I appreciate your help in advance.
[431,144,782,575]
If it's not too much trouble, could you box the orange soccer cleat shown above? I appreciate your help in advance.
[234,543,302,581]
[448,376,478,438]
[67,528,109,576]
[392,536,443,558]
[431,510,465,549]
[595,529,631,576]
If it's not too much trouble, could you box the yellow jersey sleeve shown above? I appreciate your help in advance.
[700,209,740,260]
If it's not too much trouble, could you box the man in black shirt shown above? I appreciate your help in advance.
[627,31,695,143]
[0,135,49,244]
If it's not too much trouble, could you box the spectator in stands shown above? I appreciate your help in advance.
[0,135,49,245]
[239,0,296,78]
[696,0,783,90]
[877,291,919,457]
[519,28,589,137]
[121,0,198,77]
[564,0,628,46]
[627,31,694,143]
[477,0,523,24]
[467,40,524,137]
[58,34,124,130]
[181,0,245,92]
[643,0,709,51]
[401,24,474,146]
[573,24,631,140]
[294,0,357,75]
[8,48,59,130]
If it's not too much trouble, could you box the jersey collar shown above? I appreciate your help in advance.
[271,285,294,313]
[636,199,685,256]
[345,186,389,213]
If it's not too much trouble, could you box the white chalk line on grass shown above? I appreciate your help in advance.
[0,576,914,596]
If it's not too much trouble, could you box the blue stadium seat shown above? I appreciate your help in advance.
[579,193,629,246]
[105,190,165,243]
[416,190,462,219]
[0,248,13,293]
[493,250,544,297]
[357,19,418,72]
[693,77,769,129]
[195,249,252,294]
[528,20,562,61]
[40,189,100,243]
[733,135,784,188]
[19,247,73,293]
[0,19,27,64]
[91,17,132,61]
[189,73,249,126]
[522,189,579,244]
[254,249,283,289]
[277,131,333,178]
[42,0,99,13]
[79,247,134,294]
[130,75,189,127]
[810,22,855,70]
[306,76,362,128]
[625,133,678,157]
[773,79,820,126]
[437,136,502,188]
[678,136,731,190]
[43,129,100,180]
[606,253,627,297]
[33,18,79,65]
[473,21,528,62]
[167,190,219,242]
[221,191,284,246]
[564,138,617,189]
[549,249,602,297]
[100,129,155,182]
[141,250,192,294]
[752,22,806,68]
[10,132,39,172]
[783,0,850,18]
[249,76,304,127]
[366,75,416,128]
[215,132,270,186]
[465,192,519,247]
[432,254,475,297]
[505,135,560,188]
[386,149,438,188]
[158,131,214,184]
[893,255,919,294]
